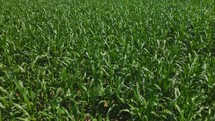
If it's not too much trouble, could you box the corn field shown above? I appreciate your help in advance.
[0,0,215,120]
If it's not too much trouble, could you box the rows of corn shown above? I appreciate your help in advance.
[0,0,215,120]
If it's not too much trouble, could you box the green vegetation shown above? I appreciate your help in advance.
[0,0,215,120]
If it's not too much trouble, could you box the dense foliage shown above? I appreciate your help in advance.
[0,0,215,120]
